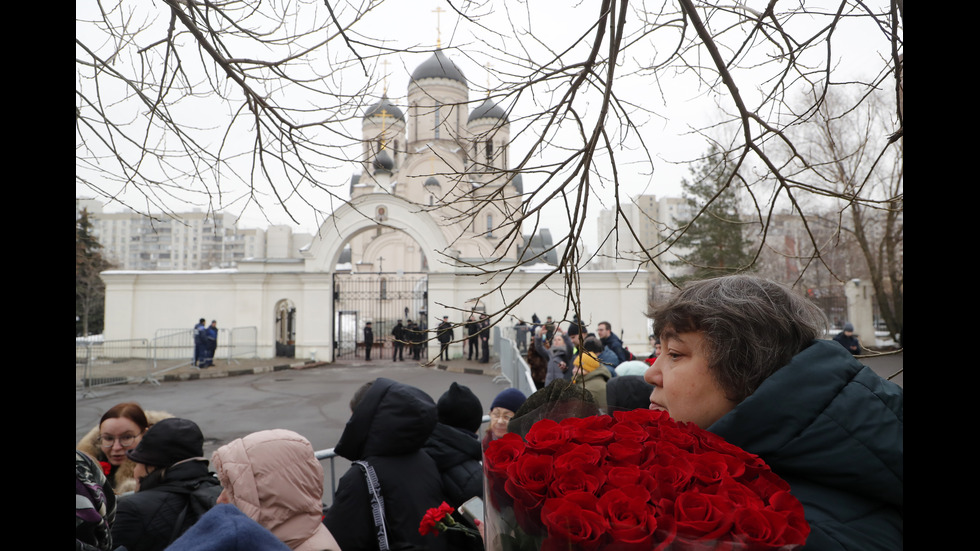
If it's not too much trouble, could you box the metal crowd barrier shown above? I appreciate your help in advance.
[76,338,153,396]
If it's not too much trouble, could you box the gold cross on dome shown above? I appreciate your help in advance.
[433,6,445,48]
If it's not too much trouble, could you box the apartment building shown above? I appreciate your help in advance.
[594,194,693,282]
[76,199,310,270]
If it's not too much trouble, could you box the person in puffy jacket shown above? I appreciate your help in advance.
[325,378,450,551]
[422,382,486,551]
[210,429,340,551]
[644,275,903,551]
[111,418,221,551]
[423,382,484,508]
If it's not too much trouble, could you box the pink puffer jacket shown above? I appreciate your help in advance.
[211,429,341,551]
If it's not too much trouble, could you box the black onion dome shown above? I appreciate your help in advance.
[468,97,507,123]
[411,49,467,85]
[364,96,405,121]
[373,150,394,172]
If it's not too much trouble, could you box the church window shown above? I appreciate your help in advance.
[486,213,494,237]
[485,139,493,169]
[434,103,441,139]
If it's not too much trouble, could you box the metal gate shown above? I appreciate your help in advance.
[332,272,428,361]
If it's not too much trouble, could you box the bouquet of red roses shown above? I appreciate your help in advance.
[483,407,809,550]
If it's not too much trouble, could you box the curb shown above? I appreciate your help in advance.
[160,361,330,382]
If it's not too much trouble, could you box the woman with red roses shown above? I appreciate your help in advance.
[644,275,903,550]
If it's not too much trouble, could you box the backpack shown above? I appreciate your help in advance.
[169,478,223,542]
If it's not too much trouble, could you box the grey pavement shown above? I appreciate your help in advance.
[75,351,901,506]
[76,356,507,507]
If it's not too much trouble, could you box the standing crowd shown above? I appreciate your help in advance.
[82,275,901,551]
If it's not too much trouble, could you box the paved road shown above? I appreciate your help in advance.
[75,351,902,506]
[76,361,508,506]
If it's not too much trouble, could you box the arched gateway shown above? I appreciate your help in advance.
[306,194,455,361]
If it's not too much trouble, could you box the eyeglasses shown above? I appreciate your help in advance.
[489,411,514,422]
[99,434,140,449]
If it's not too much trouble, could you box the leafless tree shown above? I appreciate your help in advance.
[76,1,903,328]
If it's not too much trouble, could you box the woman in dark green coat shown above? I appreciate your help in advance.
[644,275,902,550]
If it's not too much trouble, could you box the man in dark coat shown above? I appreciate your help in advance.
[363,321,374,360]
[466,315,479,360]
[111,418,222,551]
[325,378,450,551]
[478,314,491,363]
[436,316,454,361]
[192,318,206,367]
[833,322,862,355]
[597,321,629,366]
[391,320,405,361]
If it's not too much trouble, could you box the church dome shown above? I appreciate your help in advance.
[510,173,523,194]
[373,149,394,172]
[468,97,507,123]
[424,176,441,188]
[411,49,467,85]
[364,96,405,121]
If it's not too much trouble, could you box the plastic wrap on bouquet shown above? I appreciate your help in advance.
[483,403,810,551]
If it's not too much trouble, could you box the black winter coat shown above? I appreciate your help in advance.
[325,378,450,551]
[111,460,221,551]
[709,340,903,551]
[422,423,483,508]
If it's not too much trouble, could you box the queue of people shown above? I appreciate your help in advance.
[80,274,902,551]
[77,378,495,551]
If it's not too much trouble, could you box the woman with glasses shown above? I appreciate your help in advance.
[76,402,172,495]
[482,388,526,449]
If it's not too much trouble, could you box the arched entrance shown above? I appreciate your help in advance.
[274,299,296,357]
[303,194,456,362]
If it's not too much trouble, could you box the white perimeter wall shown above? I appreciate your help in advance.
[103,268,652,359]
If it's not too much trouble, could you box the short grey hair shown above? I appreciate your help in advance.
[649,275,827,403]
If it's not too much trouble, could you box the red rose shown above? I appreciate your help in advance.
[550,461,606,498]
[524,418,570,454]
[657,422,700,452]
[603,466,656,501]
[552,442,606,470]
[484,432,526,476]
[598,488,659,546]
[611,421,650,443]
[99,461,112,476]
[767,491,811,544]
[540,492,608,551]
[563,415,616,445]
[505,453,554,506]
[732,507,796,549]
[704,476,766,510]
[673,489,736,542]
[691,451,746,485]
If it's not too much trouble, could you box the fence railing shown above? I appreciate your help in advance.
[75,327,259,390]
[76,338,153,393]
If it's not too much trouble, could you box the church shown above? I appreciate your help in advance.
[101,48,650,361]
